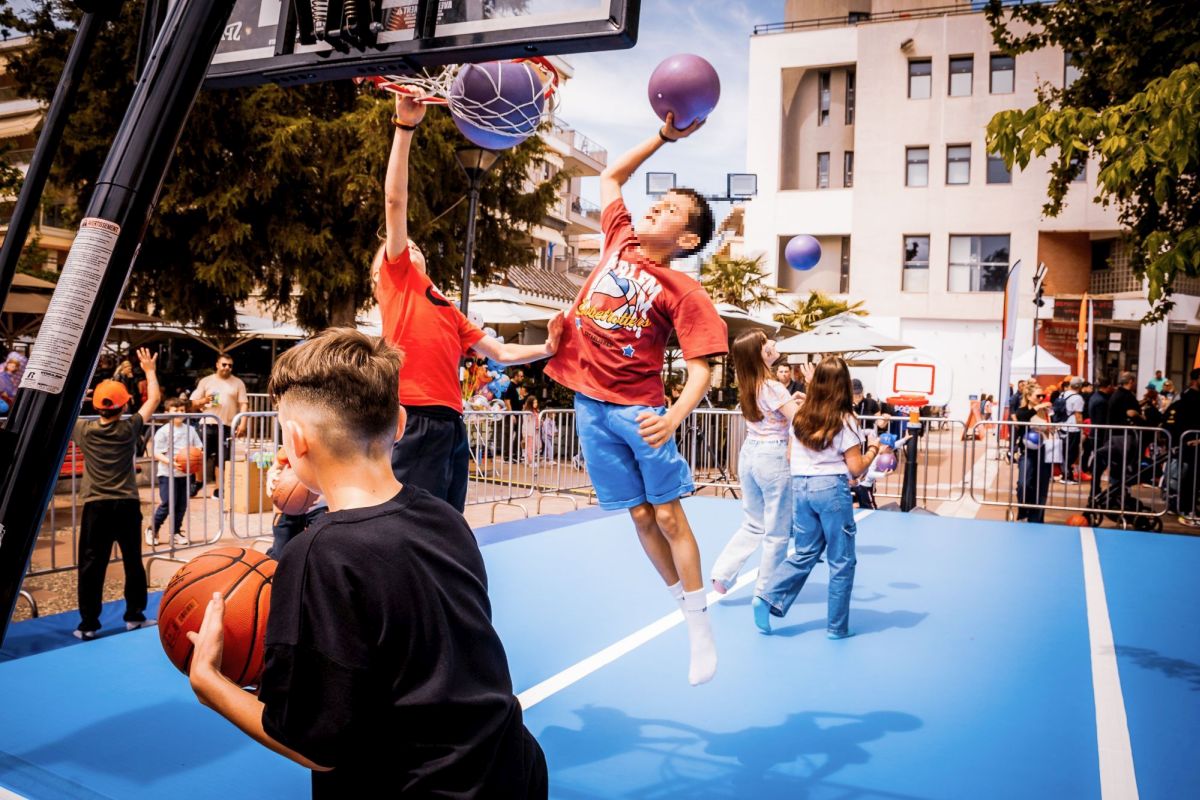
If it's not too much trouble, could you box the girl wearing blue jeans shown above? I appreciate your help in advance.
[753,356,891,639]
[711,331,801,596]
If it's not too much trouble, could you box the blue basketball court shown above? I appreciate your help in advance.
[0,497,1197,798]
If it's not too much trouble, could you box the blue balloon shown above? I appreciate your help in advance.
[785,235,822,271]
[1024,430,1042,448]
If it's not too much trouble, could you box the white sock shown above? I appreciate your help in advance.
[667,580,684,607]
[682,588,717,686]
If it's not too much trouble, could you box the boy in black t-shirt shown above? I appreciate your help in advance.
[187,328,547,798]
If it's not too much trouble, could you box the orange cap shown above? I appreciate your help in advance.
[93,380,131,410]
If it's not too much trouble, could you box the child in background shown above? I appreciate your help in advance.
[710,331,802,597]
[72,347,161,640]
[753,356,891,639]
[522,395,540,466]
[148,397,202,548]
[187,328,546,797]
[539,408,557,463]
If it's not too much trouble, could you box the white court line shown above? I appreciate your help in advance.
[1079,527,1140,800]
[517,509,874,711]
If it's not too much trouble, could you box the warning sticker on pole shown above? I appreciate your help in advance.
[20,217,121,394]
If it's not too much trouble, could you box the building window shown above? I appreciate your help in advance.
[1064,52,1081,88]
[948,56,973,96]
[817,152,830,188]
[818,70,831,126]
[946,145,971,185]
[843,151,854,188]
[845,70,856,125]
[906,147,929,187]
[839,236,852,293]
[1069,152,1087,182]
[908,59,931,99]
[990,54,1014,94]
[948,235,1010,292]
[903,235,930,292]
[986,153,1011,184]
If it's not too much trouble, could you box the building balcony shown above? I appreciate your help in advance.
[565,194,601,235]
[753,3,977,36]
[542,117,607,177]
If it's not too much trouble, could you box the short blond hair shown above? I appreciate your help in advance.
[268,328,404,453]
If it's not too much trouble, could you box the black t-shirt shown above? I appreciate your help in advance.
[259,484,545,799]
[502,382,522,410]
[1107,387,1141,427]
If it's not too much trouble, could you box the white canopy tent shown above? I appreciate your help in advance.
[1010,345,1072,379]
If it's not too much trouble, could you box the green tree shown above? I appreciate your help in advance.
[773,291,866,332]
[699,253,778,311]
[5,0,561,331]
[984,0,1200,319]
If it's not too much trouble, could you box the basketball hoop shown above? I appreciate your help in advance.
[358,57,560,106]
[886,395,928,422]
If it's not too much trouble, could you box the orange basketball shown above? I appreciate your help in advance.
[272,467,319,515]
[1065,514,1089,527]
[159,547,275,686]
[174,446,204,476]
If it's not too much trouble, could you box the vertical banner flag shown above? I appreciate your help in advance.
[1087,297,1095,383]
[1077,294,1088,378]
[997,259,1022,419]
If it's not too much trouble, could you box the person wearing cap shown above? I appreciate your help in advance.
[72,347,161,640]
[851,379,880,418]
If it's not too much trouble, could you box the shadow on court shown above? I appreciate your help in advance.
[772,609,929,638]
[540,705,924,799]
[1115,646,1200,691]
[14,701,244,782]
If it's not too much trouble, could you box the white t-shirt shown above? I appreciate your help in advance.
[153,422,203,478]
[745,380,793,440]
[1064,392,1085,433]
[790,417,863,476]
[190,374,249,427]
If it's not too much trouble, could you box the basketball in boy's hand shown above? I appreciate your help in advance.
[173,446,204,476]
[271,466,319,515]
[159,547,275,686]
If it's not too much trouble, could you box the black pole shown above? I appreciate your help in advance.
[899,416,923,512]
[460,179,480,316]
[0,0,237,645]
[0,8,113,306]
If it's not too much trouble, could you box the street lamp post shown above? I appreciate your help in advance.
[455,146,502,316]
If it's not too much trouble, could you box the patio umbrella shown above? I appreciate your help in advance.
[775,326,883,359]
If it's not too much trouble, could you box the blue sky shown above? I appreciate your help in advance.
[553,0,774,215]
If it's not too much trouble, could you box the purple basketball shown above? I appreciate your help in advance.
[875,452,897,473]
[785,235,822,271]
[449,61,546,150]
[648,54,720,130]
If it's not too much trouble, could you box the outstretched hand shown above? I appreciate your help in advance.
[545,313,565,355]
[660,112,705,141]
[136,347,157,374]
[186,592,226,695]
[394,93,427,128]
[797,362,815,387]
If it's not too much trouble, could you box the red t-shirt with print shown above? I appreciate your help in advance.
[544,200,728,407]
[377,248,485,412]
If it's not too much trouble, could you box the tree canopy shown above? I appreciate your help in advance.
[773,291,865,332]
[1,0,561,331]
[699,253,778,311]
[985,0,1200,319]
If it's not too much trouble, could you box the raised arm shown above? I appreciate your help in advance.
[637,357,711,448]
[383,95,427,264]
[135,348,160,421]
[471,314,564,366]
[599,113,705,209]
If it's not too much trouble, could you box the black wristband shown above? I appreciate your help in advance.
[658,128,675,143]
[391,117,418,131]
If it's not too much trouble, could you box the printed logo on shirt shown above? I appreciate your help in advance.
[425,285,452,308]
[576,258,662,338]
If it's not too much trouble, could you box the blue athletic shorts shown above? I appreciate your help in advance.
[574,393,695,510]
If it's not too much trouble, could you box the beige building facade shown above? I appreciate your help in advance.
[744,1,1196,413]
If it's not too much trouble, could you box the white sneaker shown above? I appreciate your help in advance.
[173,533,189,548]
[125,619,157,631]
[144,527,157,547]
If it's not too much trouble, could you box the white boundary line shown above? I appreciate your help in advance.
[518,509,874,710]
[1079,527,1140,800]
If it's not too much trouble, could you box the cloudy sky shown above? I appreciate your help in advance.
[551,0,774,214]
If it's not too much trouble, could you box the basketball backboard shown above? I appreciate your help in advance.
[206,0,640,88]
[876,350,953,407]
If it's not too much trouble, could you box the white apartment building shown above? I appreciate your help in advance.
[744,0,1200,415]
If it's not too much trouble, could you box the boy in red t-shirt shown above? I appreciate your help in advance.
[375,94,562,512]
[544,114,728,685]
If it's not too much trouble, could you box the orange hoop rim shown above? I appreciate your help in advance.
[357,57,560,106]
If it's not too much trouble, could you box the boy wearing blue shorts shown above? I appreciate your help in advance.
[544,114,727,685]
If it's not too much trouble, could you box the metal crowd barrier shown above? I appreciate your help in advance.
[223,411,285,547]
[463,409,538,520]
[1170,429,1200,529]
[529,408,595,512]
[24,413,225,585]
[681,408,746,496]
[968,419,1170,530]
[860,414,967,505]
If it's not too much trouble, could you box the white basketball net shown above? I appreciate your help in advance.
[359,59,560,140]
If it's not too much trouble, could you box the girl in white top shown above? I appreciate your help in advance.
[754,356,891,639]
[710,331,802,595]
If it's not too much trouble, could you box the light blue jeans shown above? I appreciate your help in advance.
[758,473,857,636]
[711,439,791,594]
